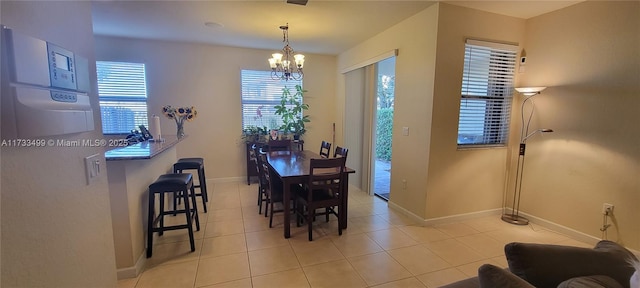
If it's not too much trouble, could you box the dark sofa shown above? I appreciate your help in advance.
[441,240,638,288]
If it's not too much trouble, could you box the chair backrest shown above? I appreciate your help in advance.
[305,157,346,201]
[250,144,260,173]
[268,139,292,152]
[253,145,267,181]
[333,146,348,159]
[319,141,332,158]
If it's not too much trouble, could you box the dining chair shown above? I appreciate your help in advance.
[295,157,347,241]
[333,146,349,159]
[268,139,292,152]
[259,153,299,227]
[319,141,331,158]
[252,144,268,215]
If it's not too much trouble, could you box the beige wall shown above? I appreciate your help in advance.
[337,1,639,251]
[94,37,337,181]
[337,4,440,217]
[516,1,639,250]
[427,4,525,219]
[1,1,117,287]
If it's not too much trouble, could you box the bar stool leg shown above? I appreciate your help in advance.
[199,167,209,203]
[147,191,155,258]
[189,185,200,231]
[182,186,195,252]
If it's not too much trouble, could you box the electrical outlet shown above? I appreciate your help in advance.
[602,203,614,215]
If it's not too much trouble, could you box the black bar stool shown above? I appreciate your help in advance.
[147,173,200,258]
[173,158,208,213]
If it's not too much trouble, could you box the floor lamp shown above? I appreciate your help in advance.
[502,87,553,225]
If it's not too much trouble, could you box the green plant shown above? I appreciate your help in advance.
[274,85,309,138]
[376,108,393,161]
[241,125,268,142]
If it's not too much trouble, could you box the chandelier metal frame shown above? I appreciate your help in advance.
[268,24,304,81]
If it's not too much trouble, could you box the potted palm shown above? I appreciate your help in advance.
[274,85,309,140]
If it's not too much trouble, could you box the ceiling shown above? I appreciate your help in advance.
[91,1,582,55]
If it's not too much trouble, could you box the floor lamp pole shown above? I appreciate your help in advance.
[502,87,551,225]
[502,142,529,225]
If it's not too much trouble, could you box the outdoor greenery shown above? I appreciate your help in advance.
[376,108,393,161]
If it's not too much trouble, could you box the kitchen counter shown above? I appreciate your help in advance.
[105,136,183,161]
[105,136,184,279]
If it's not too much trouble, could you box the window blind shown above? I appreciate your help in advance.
[96,61,148,134]
[240,70,302,130]
[458,39,517,146]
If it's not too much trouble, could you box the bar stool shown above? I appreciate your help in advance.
[173,158,208,213]
[147,173,200,258]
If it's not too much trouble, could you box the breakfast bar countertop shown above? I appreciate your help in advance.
[105,136,183,161]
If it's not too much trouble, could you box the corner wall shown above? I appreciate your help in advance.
[516,1,639,250]
[1,1,117,286]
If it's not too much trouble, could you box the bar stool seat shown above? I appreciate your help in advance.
[173,157,208,213]
[147,173,200,258]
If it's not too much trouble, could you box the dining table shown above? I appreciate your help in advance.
[266,150,356,238]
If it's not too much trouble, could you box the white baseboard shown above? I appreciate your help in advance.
[518,210,602,246]
[207,176,246,183]
[116,251,146,280]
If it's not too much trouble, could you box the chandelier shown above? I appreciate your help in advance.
[268,24,304,81]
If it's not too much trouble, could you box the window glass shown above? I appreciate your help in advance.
[96,61,148,134]
[458,40,517,147]
[241,70,302,131]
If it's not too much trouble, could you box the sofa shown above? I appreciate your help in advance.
[442,240,638,288]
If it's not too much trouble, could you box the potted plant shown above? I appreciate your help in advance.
[274,85,309,140]
[241,125,268,143]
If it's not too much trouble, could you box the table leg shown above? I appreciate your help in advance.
[341,174,349,229]
[283,179,291,238]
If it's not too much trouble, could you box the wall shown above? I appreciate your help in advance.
[337,4,440,218]
[517,1,639,250]
[1,1,117,287]
[426,4,525,219]
[94,36,337,181]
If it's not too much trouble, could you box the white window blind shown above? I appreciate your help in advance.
[458,39,517,146]
[96,61,149,134]
[241,70,302,130]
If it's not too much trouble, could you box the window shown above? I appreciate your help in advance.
[457,39,517,147]
[96,61,148,134]
[241,70,303,130]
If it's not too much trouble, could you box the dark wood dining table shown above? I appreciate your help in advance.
[266,150,356,238]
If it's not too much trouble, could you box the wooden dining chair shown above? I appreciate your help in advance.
[319,141,331,158]
[295,157,347,241]
[333,146,349,159]
[268,139,292,152]
[252,144,269,215]
[259,153,300,227]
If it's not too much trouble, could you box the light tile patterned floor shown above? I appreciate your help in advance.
[118,181,591,288]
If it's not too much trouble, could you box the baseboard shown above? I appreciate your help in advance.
[207,176,245,183]
[387,200,426,223]
[517,211,602,246]
[116,251,146,280]
[423,209,503,226]
[385,204,614,250]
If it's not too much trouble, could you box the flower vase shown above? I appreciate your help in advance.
[176,122,185,138]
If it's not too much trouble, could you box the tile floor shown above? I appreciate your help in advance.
[118,181,591,288]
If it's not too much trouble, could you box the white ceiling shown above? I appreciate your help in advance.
[91,1,582,55]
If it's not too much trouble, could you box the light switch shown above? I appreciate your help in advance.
[402,126,409,136]
[84,153,101,185]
